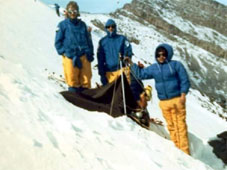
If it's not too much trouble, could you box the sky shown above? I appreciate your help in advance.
[40,0,132,13]
[39,0,227,13]
[0,0,226,170]
[216,0,227,5]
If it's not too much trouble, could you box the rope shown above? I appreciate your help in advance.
[129,66,144,89]
[110,76,118,116]
[120,58,127,115]
[109,54,122,115]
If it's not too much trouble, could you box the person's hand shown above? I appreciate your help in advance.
[138,61,144,68]
[87,26,92,33]
[180,93,186,105]
[73,56,82,68]
[123,57,132,65]
[86,53,94,62]
[100,75,108,86]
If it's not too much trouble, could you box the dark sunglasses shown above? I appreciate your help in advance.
[67,9,78,15]
[106,25,116,29]
[157,52,166,58]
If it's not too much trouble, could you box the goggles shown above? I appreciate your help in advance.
[67,9,78,15]
[106,25,116,29]
[157,52,166,58]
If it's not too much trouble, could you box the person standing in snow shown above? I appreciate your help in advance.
[97,19,133,86]
[54,3,60,17]
[97,19,152,112]
[55,1,94,92]
[127,43,191,155]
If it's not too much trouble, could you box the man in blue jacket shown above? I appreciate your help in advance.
[55,1,94,92]
[97,20,152,113]
[97,19,133,85]
[129,43,191,155]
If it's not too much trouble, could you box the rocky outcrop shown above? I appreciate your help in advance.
[113,0,227,59]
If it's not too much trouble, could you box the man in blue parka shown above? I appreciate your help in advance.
[97,19,133,85]
[55,1,94,92]
[129,43,191,155]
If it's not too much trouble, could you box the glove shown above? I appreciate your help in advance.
[100,75,108,86]
[73,56,82,69]
[123,57,132,66]
[86,53,94,62]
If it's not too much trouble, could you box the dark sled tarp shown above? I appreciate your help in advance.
[60,74,138,118]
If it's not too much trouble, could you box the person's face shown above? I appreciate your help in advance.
[156,51,167,63]
[106,24,116,33]
[67,7,78,19]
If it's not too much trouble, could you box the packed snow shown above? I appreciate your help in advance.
[0,0,226,170]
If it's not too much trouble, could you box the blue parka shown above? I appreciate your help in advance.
[97,19,133,76]
[131,43,190,100]
[55,18,94,62]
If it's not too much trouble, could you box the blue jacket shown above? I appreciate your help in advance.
[131,43,190,100]
[55,18,94,62]
[97,19,133,76]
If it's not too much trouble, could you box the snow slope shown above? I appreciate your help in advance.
[0,0,226,170]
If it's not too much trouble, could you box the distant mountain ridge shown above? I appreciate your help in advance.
[115,0,227,58]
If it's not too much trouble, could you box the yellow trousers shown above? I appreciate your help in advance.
[106,67,130,84]
[159,97,190,155]
[62,55,92,88]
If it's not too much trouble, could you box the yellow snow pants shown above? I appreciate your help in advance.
[62,55,92,88]
[106,67,130,83]
[159,97,190,155]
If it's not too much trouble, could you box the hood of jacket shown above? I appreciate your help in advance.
[105,19,117,38]
[155,43,174,63]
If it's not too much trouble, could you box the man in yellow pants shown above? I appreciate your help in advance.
[55,1,93,92]
[129,43,190,155]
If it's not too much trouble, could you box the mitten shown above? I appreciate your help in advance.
[86,53,94,62]
[73,56,82,69]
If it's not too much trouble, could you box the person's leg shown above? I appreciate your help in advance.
[170,105,180,148]
[106,67,131,84]
[174,98,190,155]
[160,100,179,147]
[62,56,68,83]
[79,55,92,89]
[62,56,80,91]
[106,70,121,83]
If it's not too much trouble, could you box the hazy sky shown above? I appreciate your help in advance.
[40,0,226,13]
[41,0,132,13]
[216,0,227,5]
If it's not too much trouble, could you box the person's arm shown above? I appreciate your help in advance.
[176,61,190,104]
[131,63,154,80]
[54,23,65,55]
[84,24,94,62]
[123,38,133,58]
[97,41,108,85]
[97,41,106,74]
[123,57,154,80]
